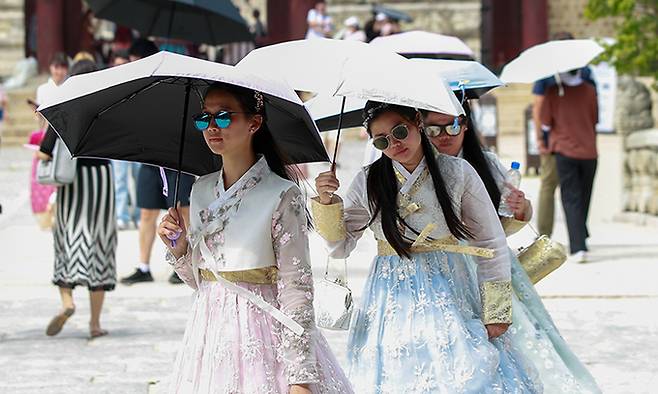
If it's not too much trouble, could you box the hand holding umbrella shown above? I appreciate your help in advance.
[159,204,187,257]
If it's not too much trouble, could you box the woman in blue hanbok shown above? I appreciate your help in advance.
[423,104,601,394]
[312,101,542,393]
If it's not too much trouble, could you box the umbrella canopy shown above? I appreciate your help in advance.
[309,59,499,131]
[372,5,413,22]
[500,39,604,84]
[370,31,474,60]
[410,58,503,99]
[38,51,328,177]
[87,0,253,45]
[335,55,464,116]
[237,38,407,94]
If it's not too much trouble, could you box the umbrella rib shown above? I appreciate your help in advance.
[73,78,166,155]
[205,13,216,45]
[97,79,165,117]
[147,5,163,37]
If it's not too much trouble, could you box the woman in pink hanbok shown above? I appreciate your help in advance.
[158,82,352,394]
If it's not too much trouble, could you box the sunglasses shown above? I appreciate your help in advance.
[192,111,251,131]
[425,117,463,137]
[372,124,409,151]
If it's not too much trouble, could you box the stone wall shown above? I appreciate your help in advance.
[547,0,616,39]
[327,1,481,56]
[617,77,658,218]
[0,0,25,78]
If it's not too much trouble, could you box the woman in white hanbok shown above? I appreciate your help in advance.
[313,101,542,393]
[423,104,601,394]
[158,82,352,394]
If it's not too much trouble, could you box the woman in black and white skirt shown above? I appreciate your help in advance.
[38,59,117,339]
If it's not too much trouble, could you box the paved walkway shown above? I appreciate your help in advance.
[0,134,656,393]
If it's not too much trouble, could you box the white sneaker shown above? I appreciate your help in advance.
[117,220,130,231]
[571,250,588,264]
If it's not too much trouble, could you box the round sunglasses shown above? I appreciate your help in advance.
[372,124,409,151]
[192,111,251,131]
[425,117,463,137]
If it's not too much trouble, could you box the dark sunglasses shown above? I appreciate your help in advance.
[372,124,409,151]
[192,111,251,131]
[425,117,463,137]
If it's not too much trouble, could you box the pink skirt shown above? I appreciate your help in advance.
[30,157,56,213]
[169,280,353,393]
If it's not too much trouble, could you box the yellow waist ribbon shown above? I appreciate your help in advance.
[377,224,495,259]
[199,266,278,284]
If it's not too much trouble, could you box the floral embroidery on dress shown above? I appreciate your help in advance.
[272,186,321,385]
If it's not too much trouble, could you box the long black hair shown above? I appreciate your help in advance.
[363,101,472,257]
[459,102,502,211]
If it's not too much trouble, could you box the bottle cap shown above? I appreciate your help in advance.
[511,161,521,170]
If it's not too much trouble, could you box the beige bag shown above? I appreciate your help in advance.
[517,234,567,284]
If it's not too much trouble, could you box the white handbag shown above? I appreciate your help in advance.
[37,139,77,186]
[314,257,353,330]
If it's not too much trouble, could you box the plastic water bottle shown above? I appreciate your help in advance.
[498,162,522,218]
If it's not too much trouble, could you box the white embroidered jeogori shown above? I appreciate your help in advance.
[393,159,427,194]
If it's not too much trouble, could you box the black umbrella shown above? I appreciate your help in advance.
[38,52,329,205]
[87,0,253,45]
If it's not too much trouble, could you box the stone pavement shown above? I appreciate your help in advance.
[0,133,657,393]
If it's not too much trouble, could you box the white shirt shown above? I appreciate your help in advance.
[306,9,332,39]
[343,29,366,42]
[36,78,60,107]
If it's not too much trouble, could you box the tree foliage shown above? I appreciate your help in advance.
[585,0,658,88]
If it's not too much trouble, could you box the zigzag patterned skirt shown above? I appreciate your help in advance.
[52,163,117,291]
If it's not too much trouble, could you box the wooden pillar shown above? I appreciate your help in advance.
[63,0,86,56]
[24,0,37,58]
[481,0,522,72]
[36,0,65,71]
[266,0,316,45]
[521,0,548,50]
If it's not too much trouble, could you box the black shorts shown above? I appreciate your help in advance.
[136,165,195,210]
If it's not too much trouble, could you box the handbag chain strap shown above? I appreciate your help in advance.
[324,257,348,286]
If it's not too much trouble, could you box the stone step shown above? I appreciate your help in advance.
[2,122,39,140]
[2,77,50,145]
[1,135,30,146]
[0,0,24,7]
[4,110,40,123]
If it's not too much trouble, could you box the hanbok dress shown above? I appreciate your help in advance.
[312,153,542,393]
[167,156,353,393]
[478,151,601,394]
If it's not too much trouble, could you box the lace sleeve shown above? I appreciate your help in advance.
[311,170,371,259]
[165,248,197,290]
[272,186,320,385]
[460,161,512,324]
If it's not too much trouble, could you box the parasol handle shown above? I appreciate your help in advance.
[330,96,347,173]
[167,80,191,247]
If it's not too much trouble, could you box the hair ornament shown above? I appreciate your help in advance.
[254,91,265,113]
[362,102,390,129]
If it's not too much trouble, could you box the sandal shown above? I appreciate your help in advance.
[46,307,75,336]
[89,328,109,339]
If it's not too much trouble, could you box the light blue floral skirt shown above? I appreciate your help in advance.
[503,250,601,394]
[347,250,542,393]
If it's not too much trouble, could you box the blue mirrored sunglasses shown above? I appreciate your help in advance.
[192,111,251,131]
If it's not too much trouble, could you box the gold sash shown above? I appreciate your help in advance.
[199,266,278,284]
[377,236,495,258]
